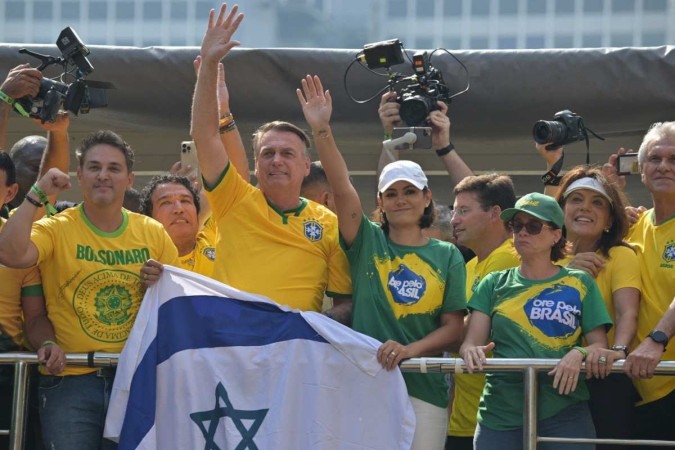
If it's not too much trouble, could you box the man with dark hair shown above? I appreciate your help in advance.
[301,161,335,212]
[187,5,351,322]
[446,173,519,450]
[140,174,216,277]
[0,129,179,449]
[0,152,46,450]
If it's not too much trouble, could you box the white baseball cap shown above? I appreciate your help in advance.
[378,160,428,193]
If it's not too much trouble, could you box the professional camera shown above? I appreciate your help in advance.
[16,27,109,123]
[396,52,451,126]
[344,39,469,127]
[532,110,589,150]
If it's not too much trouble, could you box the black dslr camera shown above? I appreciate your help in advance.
[16,27,108,123]
[532,110,587,150]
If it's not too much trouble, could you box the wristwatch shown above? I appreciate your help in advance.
[647,330,669,351]
[610,345,628,358]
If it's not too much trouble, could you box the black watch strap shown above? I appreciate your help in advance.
[435,143,455,157]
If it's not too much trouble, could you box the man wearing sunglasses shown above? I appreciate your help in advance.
[445,174,519,450]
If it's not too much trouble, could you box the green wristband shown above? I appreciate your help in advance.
[40,339,57,348]
[572,346,588,361]
[0,90,14,106]
[383,132,392,141]
[30,184,57,216]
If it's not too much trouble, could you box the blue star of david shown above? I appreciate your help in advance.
[190,382,268,450]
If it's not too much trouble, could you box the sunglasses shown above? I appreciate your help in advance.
[509,220,552,235]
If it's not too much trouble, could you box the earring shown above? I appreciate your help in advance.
[603,227,610,233]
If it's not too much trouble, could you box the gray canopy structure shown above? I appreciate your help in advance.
[1,43,674,209]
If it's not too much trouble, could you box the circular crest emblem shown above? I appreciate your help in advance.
[73,269,143,343]
[303,220,323,242]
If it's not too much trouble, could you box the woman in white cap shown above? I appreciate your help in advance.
[460,192,612,450]
[297,75,467,450]
[555,167,641,449]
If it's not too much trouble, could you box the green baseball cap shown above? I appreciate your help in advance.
[500,192,564,228]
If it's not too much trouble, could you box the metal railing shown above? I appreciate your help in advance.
[401,358,675,449]
[0,352,119,450]
[2,354,675,450]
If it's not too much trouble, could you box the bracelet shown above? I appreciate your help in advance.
[24,194,43,208]
[0,90,14,106]
[40,339,57,348]
[435,143,455,157]
[572,346,588,361]
[219,120,237,134]
[611,345,629,358]
[30,184,57,216]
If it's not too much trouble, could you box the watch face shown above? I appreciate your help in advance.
[649,330,669,345]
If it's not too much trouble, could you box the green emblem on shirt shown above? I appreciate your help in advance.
[94,285,133,326]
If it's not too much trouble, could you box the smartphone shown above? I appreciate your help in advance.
[391,127,432,150]
[617,153,640,176]
[180,141,201,182]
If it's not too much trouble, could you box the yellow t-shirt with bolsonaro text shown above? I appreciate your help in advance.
[627,210,675,405]
[30,205,180,375]
[204,162,352,312]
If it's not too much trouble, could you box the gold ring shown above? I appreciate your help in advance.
[143,273,148,280]
[598,356,607,365]
[390,351,396,357]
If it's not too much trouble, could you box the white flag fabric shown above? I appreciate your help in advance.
[104,266,415,450]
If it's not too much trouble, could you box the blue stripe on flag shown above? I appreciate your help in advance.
[119,295,327,449]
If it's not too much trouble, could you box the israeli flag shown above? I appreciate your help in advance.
[104,266,415,449]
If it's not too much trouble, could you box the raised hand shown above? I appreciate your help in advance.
[1,63,42,99]
[199,3,244,64]
[428,101,451,149]
[296,74,332,131]
[378,91,401,134]
[35,168,71,197]
[34,110,70,132]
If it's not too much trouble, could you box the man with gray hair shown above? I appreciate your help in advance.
[621,122,675,444]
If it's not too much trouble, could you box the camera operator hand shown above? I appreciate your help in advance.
[199,4,243,65]
[0,63,42,100]
[535,142,564,169]
[378,91,401,135]
[602,147,629,191]
[428,101,451,150]
[34,110,69,133]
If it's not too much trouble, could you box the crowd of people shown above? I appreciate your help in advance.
[0,3,674,450]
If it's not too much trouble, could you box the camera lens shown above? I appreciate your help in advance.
[533,120,566,145]
[400,96,433,127]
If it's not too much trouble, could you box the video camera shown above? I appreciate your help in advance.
[345,39,469,127]
[16,27,110,123]
[533,110,603,151]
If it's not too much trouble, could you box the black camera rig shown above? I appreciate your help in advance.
[16,27,112,123]
[344,39,469,127]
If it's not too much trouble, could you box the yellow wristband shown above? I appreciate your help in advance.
[572,346,588,361]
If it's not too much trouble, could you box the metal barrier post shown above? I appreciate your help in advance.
[9,361,29,450]
[523,366,538,450]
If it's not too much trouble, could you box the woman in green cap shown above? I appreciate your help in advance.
[460,192,612,450]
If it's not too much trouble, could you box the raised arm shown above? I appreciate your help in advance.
[193,56,250,183]
[429,101,473,186]
[0,168,71,268]
[190,4,243,188]
[536,142,564,198]
[377,91,401,176]
[36,111,70,210]
[297,75,363,246]
[0,64,42,150]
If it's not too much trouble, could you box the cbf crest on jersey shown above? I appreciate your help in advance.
[524,284,582,338]
[663,240,675,264]
[387,264,427,305]
[303,219,323,242]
